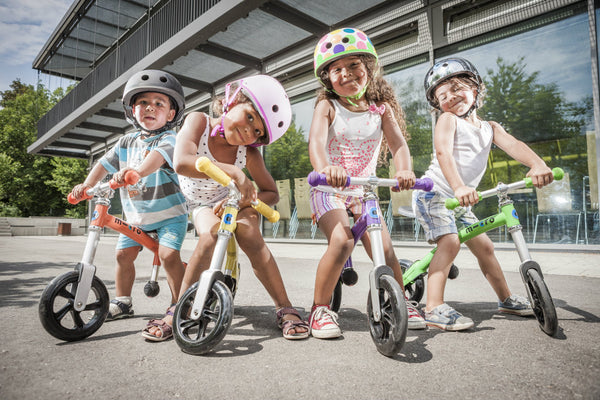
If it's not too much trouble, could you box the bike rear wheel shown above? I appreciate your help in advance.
[330,280,342,313]
[525,268,558,336]
[173,280,233,355]
[399,259,424,303]
[39,270,109,341]
[367,274,408,357]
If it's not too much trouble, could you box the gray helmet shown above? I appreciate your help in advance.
[122,70,185,133]
[424,57,482,109]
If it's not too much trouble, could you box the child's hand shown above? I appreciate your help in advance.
[212,199,227,218]
[71,183,92,200]
[455,185,479,207]
[321,165,347,189]
[391,170,416,191]
[113,167,136,185]
[526,165,553,188]
[232,174,257,207]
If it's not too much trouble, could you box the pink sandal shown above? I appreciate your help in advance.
[141,305,175,342]
[276,307,309,340]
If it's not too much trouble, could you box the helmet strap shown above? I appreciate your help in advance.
[332,82,369,107]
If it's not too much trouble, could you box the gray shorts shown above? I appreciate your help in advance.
[413,190,478,244]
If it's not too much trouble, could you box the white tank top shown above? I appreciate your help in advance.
[316,99,383,197]
[425,115,493,198]
[179,113,247,208]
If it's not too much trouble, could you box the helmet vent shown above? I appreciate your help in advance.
[160,76,167,82]
[272,105,279,112]
[342,37,349,43]
[278,121,284,128]
[325,42,332,49]
[141,74,149,81]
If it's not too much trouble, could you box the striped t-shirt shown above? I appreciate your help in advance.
[99,130,188,230]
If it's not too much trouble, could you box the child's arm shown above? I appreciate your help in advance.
[113,151,166,184]
[381,102,415,190]
[71,162,109,199]
[245,147,278,207]
[435,113,479,206]
[174,112,209,178]
[490,121,553,188]
[308,100,346,188]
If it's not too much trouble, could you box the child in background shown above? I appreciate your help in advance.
[174,75,309,340]
[71,70,188,341]
[415,57,554,331]
[308,27,424,339]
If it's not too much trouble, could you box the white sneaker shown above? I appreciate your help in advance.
[310,305,342,339]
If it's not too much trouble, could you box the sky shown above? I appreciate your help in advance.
[0,0,74,94]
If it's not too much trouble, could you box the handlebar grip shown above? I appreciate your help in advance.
[445,193,482,210]
[252,200,280,223]
[524,167,564,188]
[109,170,141,189]
[67,192,92,205]
[307,171,350,187]
[195,157,232,187]
[412,177,433,191]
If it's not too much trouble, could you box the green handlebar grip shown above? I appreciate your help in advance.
[524,167,564,188]
[445,192,482,210]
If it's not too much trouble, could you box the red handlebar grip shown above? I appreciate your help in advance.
[67,192,91,205]
[109,170,141,189]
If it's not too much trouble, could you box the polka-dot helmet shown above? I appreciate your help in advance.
[424,57,482,109]
[313,27,378,85]
[213,75,292,147]
[122,70,185,133]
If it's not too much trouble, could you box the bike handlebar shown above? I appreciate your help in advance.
[307,171,434,191]
[67,170,141,204]
[445,167,564,210]
[194,156,280,223]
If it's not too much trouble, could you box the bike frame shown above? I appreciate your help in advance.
[402,178,555,289]
[72,183,161,312]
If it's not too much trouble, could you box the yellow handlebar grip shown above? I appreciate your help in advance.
[195,157,232,187]
[253,200,280,223]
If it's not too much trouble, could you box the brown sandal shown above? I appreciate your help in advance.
[276,307,309,340]
[141,305,175,342]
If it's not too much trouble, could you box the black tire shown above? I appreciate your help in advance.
[330,280,342,313]
[525,269,558,336]
[367,274,408,357]
[399,259,425,303]
[173,280,233,355]
[39,271,109,341]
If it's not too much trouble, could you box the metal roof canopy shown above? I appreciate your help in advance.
[28,0,582,159]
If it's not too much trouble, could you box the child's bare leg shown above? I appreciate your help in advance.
[115,247,139,297]
[465,234,511,301]
[425,233,460,312]
[158,246,185,305]
[313,209,354,305]
[235,208,307,334]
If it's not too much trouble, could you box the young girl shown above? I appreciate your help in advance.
[173,75,309,340]
[308,27,424,339]
[415,57,554,330]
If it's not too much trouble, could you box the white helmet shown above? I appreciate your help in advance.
[211,75,292,146]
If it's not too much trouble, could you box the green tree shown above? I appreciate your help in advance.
[0,80,87,217]
[264,119,312,181]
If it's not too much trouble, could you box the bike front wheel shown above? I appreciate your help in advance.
[525,268,558,336]
[367,274,408,357]
[173,280,233,355]
[39,270,109,341]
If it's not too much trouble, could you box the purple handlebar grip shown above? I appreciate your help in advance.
[412,177,433,191]
[307,171,350,187]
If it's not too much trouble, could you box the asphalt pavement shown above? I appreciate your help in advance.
[0,235,599,400]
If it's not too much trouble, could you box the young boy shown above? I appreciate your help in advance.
[71,70,188,341]
[415,57,554,331]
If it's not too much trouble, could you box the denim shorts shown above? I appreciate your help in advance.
[116,219,187,251]
[413,190,478,244]
[310,188,363,222]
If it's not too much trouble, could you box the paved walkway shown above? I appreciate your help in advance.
[0,236,599,400]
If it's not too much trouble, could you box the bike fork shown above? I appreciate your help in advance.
[367,226,390,322]
[73,226,101,311]
[190,230,229,319]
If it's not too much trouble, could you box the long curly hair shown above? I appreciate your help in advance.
[315,54,408,164]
